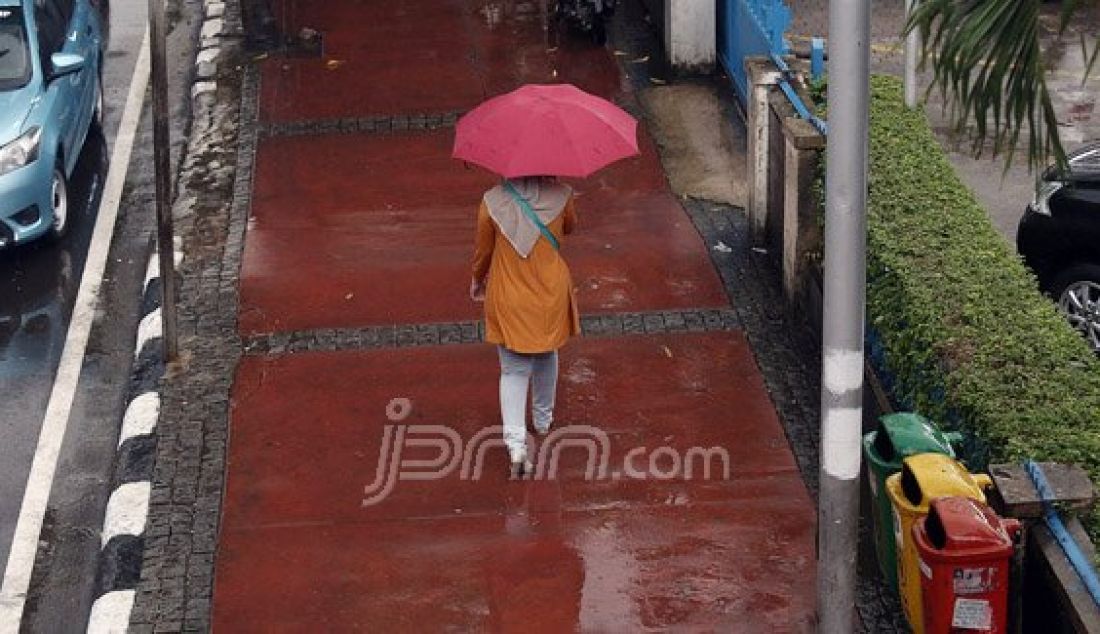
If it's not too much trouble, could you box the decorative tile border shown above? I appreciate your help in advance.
[258,111,465,138]
[240,309,742,356]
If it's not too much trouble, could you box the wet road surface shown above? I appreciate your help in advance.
[0,114,110,577]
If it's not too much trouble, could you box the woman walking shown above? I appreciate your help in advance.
[470,176,579,476]
[453,83,637,476]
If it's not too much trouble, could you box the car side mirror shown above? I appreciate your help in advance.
[49,52,85,80]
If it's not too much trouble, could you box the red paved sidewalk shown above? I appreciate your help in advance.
[217,1,816,630]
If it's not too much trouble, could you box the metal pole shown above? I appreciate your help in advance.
[904,0,920,108]
[818,0,870,630]
[147,0,178,360]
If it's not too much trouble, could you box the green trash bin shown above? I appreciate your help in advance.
[862,412,962,590]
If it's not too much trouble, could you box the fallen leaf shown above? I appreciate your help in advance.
[613,50,628,56]
[345,293,354,300]
[662,345,673,358]
[325,58,346,70]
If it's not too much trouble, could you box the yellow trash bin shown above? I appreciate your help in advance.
[884,453,993,634]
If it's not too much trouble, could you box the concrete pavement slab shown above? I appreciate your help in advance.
[239,131,724,334]
[259,0,624,123]
[223,332,803,526]
[214,500,815,632]
[216,332,815,631]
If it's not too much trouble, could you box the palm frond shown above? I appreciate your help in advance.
[906,0,1070,171]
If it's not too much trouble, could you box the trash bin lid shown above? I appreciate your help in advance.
[875,413,958,463]
[900,453,988,509]
[923,497,1014,551]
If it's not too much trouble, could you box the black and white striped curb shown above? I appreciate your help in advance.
[86,0,224,628]
[192,1,225,106]
[85,242,181,633]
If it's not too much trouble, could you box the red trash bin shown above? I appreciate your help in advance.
[912,496,1021,633]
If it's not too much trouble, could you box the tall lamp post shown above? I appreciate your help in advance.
[147,0,178,360]
[818,0,871,630]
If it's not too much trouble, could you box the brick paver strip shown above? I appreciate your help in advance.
[240,308,740,355]
[257,111,465,139]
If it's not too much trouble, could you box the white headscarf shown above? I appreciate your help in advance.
[483,177,572,258]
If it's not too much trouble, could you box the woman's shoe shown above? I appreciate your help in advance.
[509,448,533,479]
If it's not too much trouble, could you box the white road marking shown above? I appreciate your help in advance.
[100,482,151,547]
[86,590,135,634]
[118,392,161,448]
[0,28,151,632]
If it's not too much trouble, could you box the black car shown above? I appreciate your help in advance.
[1017,142,1100,352]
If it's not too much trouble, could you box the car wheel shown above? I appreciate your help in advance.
[1051,263,1100,353]
[48,163,70,240]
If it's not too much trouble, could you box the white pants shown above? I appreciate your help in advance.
[498,346,559,455]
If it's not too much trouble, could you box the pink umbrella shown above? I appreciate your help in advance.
[452,84,639,178]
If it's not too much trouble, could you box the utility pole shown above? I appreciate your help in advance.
[147,0,178,360]
[904,0,920,108]
[818,0,870,630]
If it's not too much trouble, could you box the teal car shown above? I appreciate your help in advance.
[0,0,108,248]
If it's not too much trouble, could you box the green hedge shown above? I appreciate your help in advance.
[860,75,1100,543]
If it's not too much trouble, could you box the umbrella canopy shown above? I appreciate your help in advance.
[452,84,639,178]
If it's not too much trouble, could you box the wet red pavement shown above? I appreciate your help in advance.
[260,1,622,122]
[222,0,817,630]
[216,334,815,631]
[239,128,726,334]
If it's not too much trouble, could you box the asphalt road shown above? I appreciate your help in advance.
[0,0,148,577]
[0,0,200,629]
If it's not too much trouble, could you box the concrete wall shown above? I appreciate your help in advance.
[765,94,786,254]
[664,0,716,73]
[744,57,825,307]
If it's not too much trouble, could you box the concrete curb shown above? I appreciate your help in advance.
[193,1,224,106]
[86,243,181,634]
[87,0,224,629]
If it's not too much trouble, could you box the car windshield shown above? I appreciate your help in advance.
[0,8,31,91]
